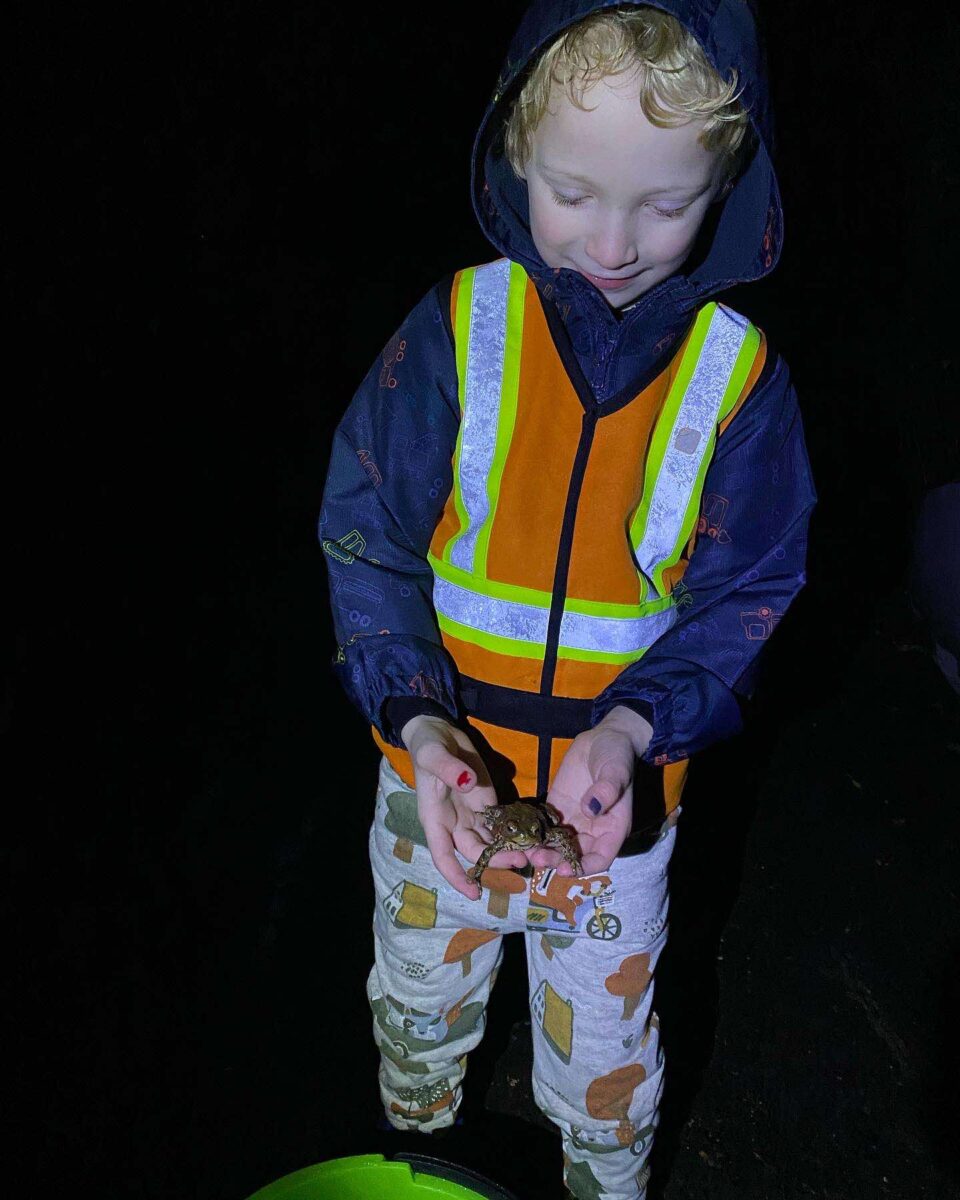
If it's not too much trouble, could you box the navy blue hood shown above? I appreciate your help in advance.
[471,0,783,314]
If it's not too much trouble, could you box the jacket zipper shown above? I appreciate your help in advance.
[536,404,599,794]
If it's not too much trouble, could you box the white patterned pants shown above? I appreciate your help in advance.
[368,756,679,1200]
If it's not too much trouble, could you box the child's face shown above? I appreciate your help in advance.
[521,72,727,309]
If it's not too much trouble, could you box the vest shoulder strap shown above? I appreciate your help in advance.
[711,302,764,424]
[630,302,763,595]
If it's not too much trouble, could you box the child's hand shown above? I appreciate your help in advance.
[400,714,531,900]
[526,706,654,876]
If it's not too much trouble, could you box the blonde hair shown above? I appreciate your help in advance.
[503,6,751,180]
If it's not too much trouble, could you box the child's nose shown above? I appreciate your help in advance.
[585,215,639,272]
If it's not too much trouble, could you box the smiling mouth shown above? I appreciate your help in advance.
[583,269,641,286]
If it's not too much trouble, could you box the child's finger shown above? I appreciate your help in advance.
[455,827,495,863]
[526,845,560,868]
[580,826,629,875]
[449,825,526,871]
[579,849,616,875]
[423,822,481,900]
[525,845,576,874]
[484,847,532,870]
[415,741,477,792]
[579,771,629,820]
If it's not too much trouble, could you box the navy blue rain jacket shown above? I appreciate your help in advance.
[319,0,817,765]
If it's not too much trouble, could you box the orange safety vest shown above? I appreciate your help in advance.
[375,259,766,814]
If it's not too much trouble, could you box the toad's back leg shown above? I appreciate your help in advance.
[543,826,583,875]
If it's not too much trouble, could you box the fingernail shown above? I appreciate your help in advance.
[457,771,471,788]
[588,797,602,815]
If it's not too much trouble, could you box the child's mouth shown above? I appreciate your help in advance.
[582,269,641,291]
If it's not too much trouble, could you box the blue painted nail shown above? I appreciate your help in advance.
[588,797,602,815]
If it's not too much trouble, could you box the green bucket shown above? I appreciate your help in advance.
[245,1153,520,1200]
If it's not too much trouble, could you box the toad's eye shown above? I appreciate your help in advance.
[506,821,518,834]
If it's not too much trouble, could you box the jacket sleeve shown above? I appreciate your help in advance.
[591,352,817,763]
[318,279,464,746]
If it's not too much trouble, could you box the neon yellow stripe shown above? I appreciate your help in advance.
[439,615,651,664]
[454,268,473,409]
[557,644,651,665]
[628,303,716,600]
[564,592,674,618]
[443,267,476,565]
[437,612,546,660]
[430,551,552,607]
[430,551,671,620]
[651,320,762,593]
[474,260,526,580]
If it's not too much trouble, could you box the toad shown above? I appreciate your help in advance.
[468,799,583,887]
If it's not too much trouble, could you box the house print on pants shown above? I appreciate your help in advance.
[531,978,574,1063]
[383,880,438,929]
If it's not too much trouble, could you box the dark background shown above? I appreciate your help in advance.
[12,1,960,1197]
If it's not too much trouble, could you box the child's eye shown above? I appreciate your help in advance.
[651,203,691,219]
[551,191,586,208]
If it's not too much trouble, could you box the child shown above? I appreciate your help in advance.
[319,3,815,1196]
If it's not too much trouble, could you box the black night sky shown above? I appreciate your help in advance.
[13,2,960,1197]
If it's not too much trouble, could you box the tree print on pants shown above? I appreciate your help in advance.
[443,928,498,977]
[604,952,652,1020]
[585,1064,648,1149]
[540,931,575,959]
[477,867,527,918]
[384,789,427,863]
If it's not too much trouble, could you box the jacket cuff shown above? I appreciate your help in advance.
[382,697,457,744]
[332,633,463,749]
[591,666,743,765]
[592,683,672,762]
[592,698,656,734]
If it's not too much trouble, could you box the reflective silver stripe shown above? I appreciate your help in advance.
[435,573,548,644]
[434,575,677,653]
[558,604,677,654]
[450,259,513,572]
[634,305,748,582]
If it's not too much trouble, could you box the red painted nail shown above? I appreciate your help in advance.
[457,771,471,788]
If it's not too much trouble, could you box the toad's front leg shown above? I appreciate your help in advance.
[467,841,502,887]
